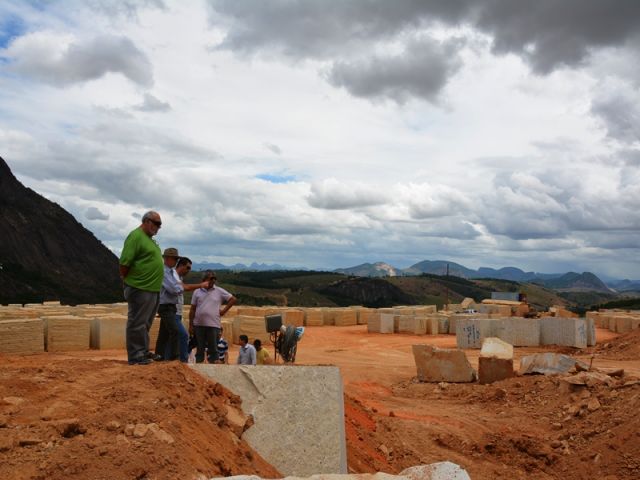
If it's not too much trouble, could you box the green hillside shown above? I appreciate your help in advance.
[178,270,603,312]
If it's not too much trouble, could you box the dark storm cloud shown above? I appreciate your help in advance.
[591,91,640,144]
[6,34,153,87]
[327,38,463,103]
[209,0,640,73]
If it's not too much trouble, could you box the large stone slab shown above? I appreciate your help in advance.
[90,316,126,349]
[495,317,540,347]
[44,316,91,352]
[397,316,427,335]
[235,315,271,345]
[367,313,394,333]
[539,317,587,348]
[0,319,44,354]
[193,365,346,477]
[519,353,589,375]
[304,309,324,326]
[412,344,476,383]
[455,318,500,349]
[478,337,514,384]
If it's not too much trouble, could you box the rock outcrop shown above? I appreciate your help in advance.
[0,156,121,304]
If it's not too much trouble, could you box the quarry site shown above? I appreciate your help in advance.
[1,300,640,480]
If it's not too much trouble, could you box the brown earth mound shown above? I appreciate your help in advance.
[0,357,280,480]
[344,374,640,480]
[596,329,640,360]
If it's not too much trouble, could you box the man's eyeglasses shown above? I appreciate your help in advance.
[147,219,162,227]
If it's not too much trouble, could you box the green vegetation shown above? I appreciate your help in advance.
[174,268,627,312]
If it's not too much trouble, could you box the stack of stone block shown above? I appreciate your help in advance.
[90,315,127,349]
[456,316,596,349]
[0,318,45,354]
[304,308,324,326]
[43,315,91,352]
[367,313,394,333]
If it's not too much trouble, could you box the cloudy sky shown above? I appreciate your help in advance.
[1,1,639,278]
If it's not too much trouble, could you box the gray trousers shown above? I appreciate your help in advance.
[124,285,159,362]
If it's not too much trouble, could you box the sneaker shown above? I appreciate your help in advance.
[146,352,163,361]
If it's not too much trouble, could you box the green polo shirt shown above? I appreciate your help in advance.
[119,227,163,292]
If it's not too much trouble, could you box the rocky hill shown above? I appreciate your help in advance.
[334,262,400,277]
[0,156,122,304]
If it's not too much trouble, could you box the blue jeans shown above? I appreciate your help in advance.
[175,314,189,363]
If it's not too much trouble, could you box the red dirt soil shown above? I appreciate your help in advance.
[1,324,639,480]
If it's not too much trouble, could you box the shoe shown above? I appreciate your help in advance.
[146,352,163,361]
[128,358,153,365]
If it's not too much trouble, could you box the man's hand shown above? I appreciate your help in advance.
[199,281,209,289]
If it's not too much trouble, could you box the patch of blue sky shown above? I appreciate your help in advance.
[0,14,27,49]
[256,173,297,184]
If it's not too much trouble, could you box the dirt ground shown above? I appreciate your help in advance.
[1,325,639,480]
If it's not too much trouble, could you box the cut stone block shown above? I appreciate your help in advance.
[323,309,337,326]
[478,357,514,384]
[519,353,588,375]
[455,318,500,349]
[44,316,91,352]
[586,317,596,347]
[539,317,587,348]
[355,307,375,325]
[0,319,44,354]
[478,337,514,384]
[304,309,324,326]
[192,365,346,476]
[334,309,357,326]
[495,317,540,347]
[412,344,476,383]
[367,313,394,334]
[282,309,304,327]
[437,316,450,334]
[480,337,513,360]
[398,316,427,335]
[423,316,440,335]
[235,315,271,345]
[90,316,126,349]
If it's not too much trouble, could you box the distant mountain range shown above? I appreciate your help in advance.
[334,260,626,293]
[192,261,299,272]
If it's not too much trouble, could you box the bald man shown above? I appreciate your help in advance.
[119,210,164,365]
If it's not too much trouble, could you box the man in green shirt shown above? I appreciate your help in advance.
[119,210,164,365]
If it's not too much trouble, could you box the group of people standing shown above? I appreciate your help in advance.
[118,210,236,366]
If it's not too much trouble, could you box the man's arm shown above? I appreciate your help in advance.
[182,281,208,292]
[220,295,237,317]
[119,265,130,280]
[188,303,196,335]
[250,346,256,365]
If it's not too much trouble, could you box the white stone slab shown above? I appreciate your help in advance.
[192,365,347,477]
[539,317,587,348]
[495,317,540,347]
[455,318,500,349]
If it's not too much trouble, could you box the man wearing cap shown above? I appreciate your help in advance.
[155,248,208,361]
[119,210,164,365]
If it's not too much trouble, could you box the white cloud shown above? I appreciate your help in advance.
[0,2,639,278]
